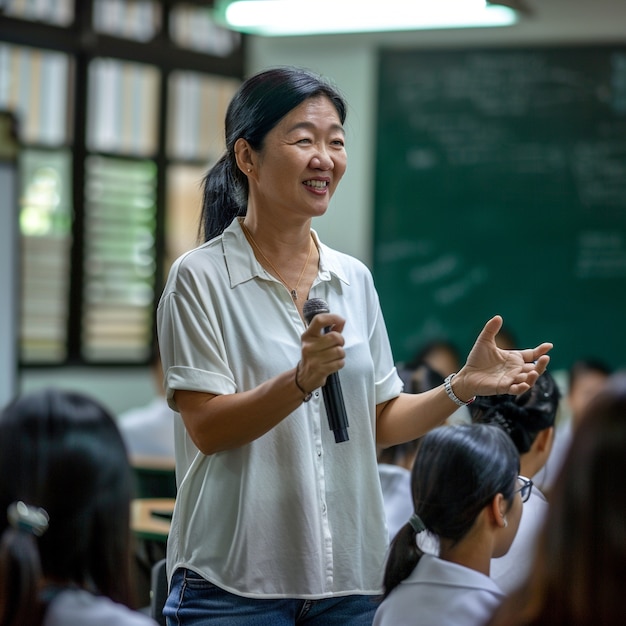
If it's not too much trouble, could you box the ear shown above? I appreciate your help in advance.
[489,493,509,529]
[533,426,554,455]
[234,138,255,175]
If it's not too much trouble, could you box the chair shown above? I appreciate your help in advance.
[150,558,168,626]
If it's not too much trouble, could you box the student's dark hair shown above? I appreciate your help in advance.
[0,388,135,626]
[382,424,519,599]
[469,370,561,454]
[486,372,626,626]
[568,357,611,391]
[199,66,348,242]
[406,339,461,372]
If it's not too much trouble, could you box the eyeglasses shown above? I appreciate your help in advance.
[516,475,533,503]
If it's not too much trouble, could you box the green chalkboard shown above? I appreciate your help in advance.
[373,45,626,371]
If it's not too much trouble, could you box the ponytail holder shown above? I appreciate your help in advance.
[7,501,49,537]
[409,512,426,533]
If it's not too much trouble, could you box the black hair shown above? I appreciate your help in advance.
[0,389,135,626]
[405,339,461,372]
[199,66,348,242]
[568,358,611,391]
[469,370,561,454]
[382,424,519,599]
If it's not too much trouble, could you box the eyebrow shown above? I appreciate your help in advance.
[286,121,345,135]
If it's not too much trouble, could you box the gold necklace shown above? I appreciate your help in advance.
[241,222,314,301]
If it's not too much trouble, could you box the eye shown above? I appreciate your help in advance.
[331,138,345,148]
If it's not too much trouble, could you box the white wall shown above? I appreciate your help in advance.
[20,0,626,414]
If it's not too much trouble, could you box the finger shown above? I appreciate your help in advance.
[533,343,553,359]
[517,343,553,364]
[301,320,345,368]
[478,315,504,343]
[305,314,346,336]
[300,341,345,387]
[533,354,550,376]
[506,368,540,394]
[301,331,345,359]
[508,381,532,395]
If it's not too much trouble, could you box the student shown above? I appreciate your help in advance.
[373,424,525,626]
[0,388,158,626]
[405,339,462,379]
[533,357,610,492]
[117,348,175,458]
[567,358,612,429]
[469,370,562,593]
[157,65,552,624]
[486,371,626,625]
[378,364,443,541]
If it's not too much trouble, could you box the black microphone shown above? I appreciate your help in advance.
[302,298,349,443]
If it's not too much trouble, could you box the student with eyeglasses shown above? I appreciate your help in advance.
[373,423,523,626]
[469,370,561,594]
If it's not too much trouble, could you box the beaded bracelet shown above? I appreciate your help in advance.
[295,361,313,402]
[443,373,476,407]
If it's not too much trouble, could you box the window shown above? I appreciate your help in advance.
[19,148,73,362]
[2,0,74,26]
[0,0,245,366]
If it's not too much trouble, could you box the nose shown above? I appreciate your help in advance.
[310,145,334,170]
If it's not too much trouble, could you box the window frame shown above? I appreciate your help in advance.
[0,0,245,368]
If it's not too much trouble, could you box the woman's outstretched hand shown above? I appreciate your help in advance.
[453,315,553,400]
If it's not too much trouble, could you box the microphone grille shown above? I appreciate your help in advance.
[303,298,329,324]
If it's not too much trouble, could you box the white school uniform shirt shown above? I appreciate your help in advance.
[157,217,403,599]
[378,463,413,542]
[490,485,548,594]
[117,396,175,457]
[373,554,505,626]
[44,589,157,626]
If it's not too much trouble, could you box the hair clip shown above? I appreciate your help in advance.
[7,501,50,537]
[409,512,426,533]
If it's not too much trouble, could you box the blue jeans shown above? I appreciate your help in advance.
[163,568,379,625]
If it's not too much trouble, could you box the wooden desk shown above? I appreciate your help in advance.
[131,454,175,472]
[131,455,176,499]
[131,498,175,543]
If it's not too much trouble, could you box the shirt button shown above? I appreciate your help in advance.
[314,391,320,398]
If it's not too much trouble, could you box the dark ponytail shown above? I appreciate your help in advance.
[382,520,424,601]
[0,528,45,626]
[199,153,247,243]
[199,66,348,242]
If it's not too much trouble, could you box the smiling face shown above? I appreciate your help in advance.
[242,95,347,222]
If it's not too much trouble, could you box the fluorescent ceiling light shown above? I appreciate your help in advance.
[214,0,519,37]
